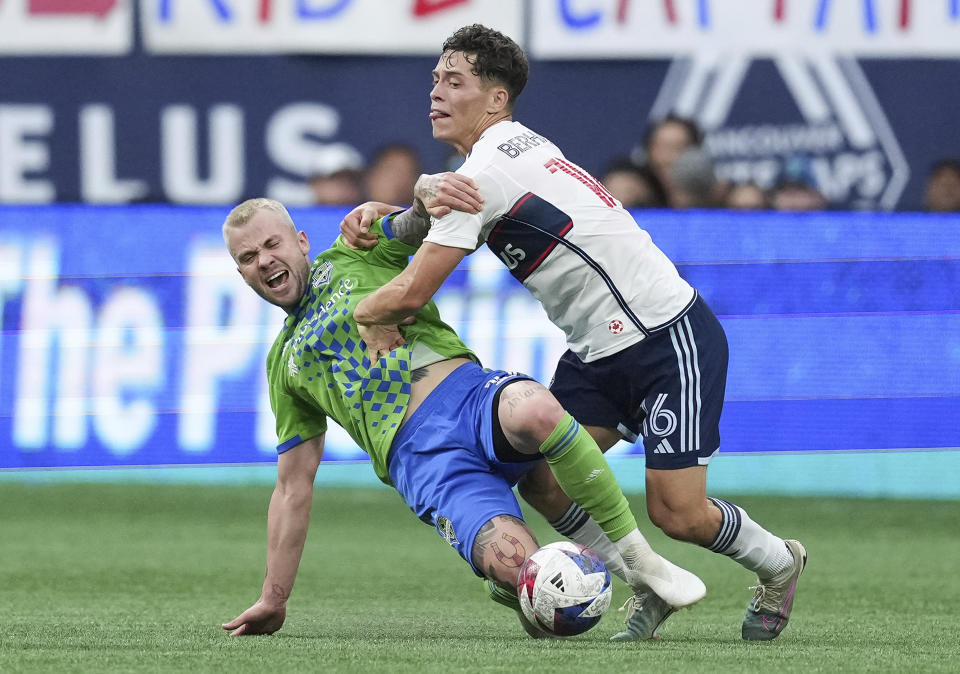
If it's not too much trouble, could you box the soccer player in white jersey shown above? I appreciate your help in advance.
[345,24,806,642]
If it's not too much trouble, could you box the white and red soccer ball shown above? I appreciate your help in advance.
[517,541,612,637]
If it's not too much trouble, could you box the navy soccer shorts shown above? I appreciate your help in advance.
[387,362,542,576]
[550,295,729,470]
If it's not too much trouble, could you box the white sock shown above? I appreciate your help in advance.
[549,503,627,582]
[614,528,677,588]
[614,528,655,561]
[707,497,793,580]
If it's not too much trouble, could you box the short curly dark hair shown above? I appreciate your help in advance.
[441,24,528,110]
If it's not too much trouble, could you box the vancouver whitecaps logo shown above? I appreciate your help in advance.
[650,52,908,210]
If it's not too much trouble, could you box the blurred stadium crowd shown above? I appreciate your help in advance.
[4,2,960,213]
[307,114,960,213]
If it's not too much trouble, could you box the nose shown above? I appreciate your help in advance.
[430,82,442,101]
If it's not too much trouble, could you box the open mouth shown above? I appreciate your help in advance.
[266,269,288,289]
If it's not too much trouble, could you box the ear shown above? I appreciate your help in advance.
[489,85,510,114]
[298,230,310,255]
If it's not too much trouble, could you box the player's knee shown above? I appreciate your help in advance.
[515,395,565,439]
[647,502,700,542]
[498,382,565,452]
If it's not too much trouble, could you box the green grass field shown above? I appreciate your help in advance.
[1,481,957,673]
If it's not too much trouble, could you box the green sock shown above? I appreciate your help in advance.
[540,413,637,542]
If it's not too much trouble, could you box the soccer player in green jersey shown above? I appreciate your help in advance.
[220,198,704,638]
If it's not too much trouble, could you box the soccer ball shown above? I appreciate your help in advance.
[517,541,612,637]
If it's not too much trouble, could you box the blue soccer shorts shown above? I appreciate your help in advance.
[387,361,542,576]
[549,295,729,470]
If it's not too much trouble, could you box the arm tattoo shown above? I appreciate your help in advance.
[270,584,289,603]
[264,569,290,603]
[390,206,431,247]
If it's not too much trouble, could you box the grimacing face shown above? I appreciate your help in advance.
[429,50,507,155]
[227,209,312,314]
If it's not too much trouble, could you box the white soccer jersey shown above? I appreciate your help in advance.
[423,120,696,363]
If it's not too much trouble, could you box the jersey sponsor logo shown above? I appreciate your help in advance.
[608,319,624,334]
[317,277,355,315]
[496,130,550,158]
[280,275,357,378]
[436,515,459,546]
[487,193,573,282]
[311,259,334,287]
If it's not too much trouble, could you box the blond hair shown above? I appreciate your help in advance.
[222,198,296,253]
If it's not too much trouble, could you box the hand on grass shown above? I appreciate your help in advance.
[221,600,286,636]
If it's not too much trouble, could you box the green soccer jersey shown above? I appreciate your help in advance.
[266,216,476,484]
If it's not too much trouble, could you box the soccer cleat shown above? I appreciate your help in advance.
[486,580,556,639]
[620,544,707,609]
[610,592,677,641]
[486,579,521,611]
[516,608,556,639]
[741,539,807,641]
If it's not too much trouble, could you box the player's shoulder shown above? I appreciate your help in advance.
[316,240,379,278]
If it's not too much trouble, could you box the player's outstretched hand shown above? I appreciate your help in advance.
[358,321,413,363]
[414,172,483,218]
[221,600,286,636]
[339,201,398,250]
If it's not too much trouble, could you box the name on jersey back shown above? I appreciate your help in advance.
[497,131,550,159]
